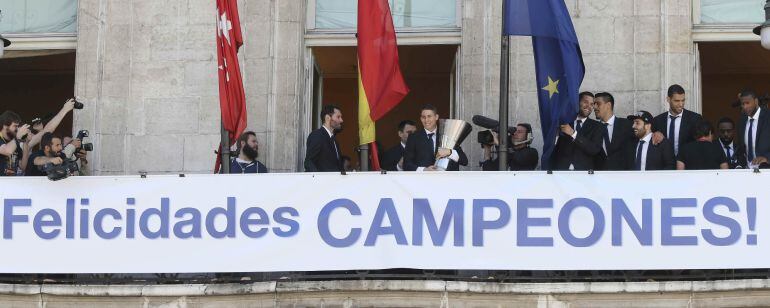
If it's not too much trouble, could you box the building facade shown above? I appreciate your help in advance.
[2,0,767,175]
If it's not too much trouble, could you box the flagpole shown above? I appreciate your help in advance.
[360,144,369,171]
[498,0,510,171]
[220,120,230,174]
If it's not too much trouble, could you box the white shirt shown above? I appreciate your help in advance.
[666,112,682,155]
[745,108,761,161]
[396,142,407,171]
[416,128,460,172]
[635,133,652,171]
[322,125,339,159]
[601,115,616,154]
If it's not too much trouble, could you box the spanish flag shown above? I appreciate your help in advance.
[357,0,410,170]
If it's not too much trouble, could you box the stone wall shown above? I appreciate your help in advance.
[74,0,693,174]
[3,279,770,307]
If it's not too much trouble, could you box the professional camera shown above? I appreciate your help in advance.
[472,115,517,145]
[42,159,80,181]
[73,99,84,110]
[76,129,93,152]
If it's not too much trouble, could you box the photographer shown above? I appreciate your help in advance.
[25,132,66,176]
[17,99,78,173]
[62,136,89,175]
[481,123,539,171]
[0,111,31,176]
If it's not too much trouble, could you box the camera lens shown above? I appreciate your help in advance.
[73,101,84,109]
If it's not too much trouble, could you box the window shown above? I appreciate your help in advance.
[700,0,765,24]
[0,0,77,34]
[313,0,457,30]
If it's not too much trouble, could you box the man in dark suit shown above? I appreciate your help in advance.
[651,84,703,157]
[737,89,770,167]
[552,91,603,170]
[626,111,675,170]
[380,120,417,171]
[592,92,634,170]
[717,117,747,169]
[304,105,344,172]
[403,104,468,171]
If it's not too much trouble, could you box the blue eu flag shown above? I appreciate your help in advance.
[503,0,585,170]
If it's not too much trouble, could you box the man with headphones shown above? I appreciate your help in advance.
[481,123,539,171]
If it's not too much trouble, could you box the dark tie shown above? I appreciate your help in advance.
[635,140,646,170]
[602,123,610,153]
[725,145,732,163]
[331,135,340,160]
[748,118,755,162]
[576,120,583,134]
[668,115,677,143]
[427,133,435,153]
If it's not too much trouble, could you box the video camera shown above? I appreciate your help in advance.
[76,130,93,152]
[42,158,80,181]
[472,115,517,145]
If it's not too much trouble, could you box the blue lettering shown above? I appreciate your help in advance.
[3,199,31,239]
[473,199,511,246]
[661,198,698,246]
[611,199,652,246]
[365,198,407,246]
[412,199,464,247]
[94,208,122,239]
[173,207,202,239]
[516,199,553,247]
[205,197,237,238]
[33,209,61,240]
[558,198,604,247]
[701,197,741,246]
[139,197,170,239]
[272,207,299,237]
[318,199,361,248]
[239,207,269,238]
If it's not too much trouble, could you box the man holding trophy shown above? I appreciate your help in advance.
[403,104,469,171]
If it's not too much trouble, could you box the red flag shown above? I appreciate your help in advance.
[357,0,409,122]
[215,0,246,173]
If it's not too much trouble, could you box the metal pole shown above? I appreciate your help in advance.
[359,144,369,171]
[220,121,230,174]
[498,0,510,171]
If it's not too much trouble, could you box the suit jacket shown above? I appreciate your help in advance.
[596,116,634,170]
[552,118,603,170]
[651,109,703,152]
[380,143,405,171]
[403,129,468,171]
[304,127,342,172]
[625,137,675,170]
[716,141,747,169]
[738,107,770,163]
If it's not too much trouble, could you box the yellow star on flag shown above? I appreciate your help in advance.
[541,76,560,99]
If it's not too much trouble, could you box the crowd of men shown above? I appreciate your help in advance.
[0,99,89,178]
[3,84,765,176]
[289,84,766,174]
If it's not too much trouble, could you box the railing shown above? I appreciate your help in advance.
[1,269,769,285]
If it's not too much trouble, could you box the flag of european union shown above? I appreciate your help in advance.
[503,0,585,170]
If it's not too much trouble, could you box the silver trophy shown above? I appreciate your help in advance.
[435,119,473,170]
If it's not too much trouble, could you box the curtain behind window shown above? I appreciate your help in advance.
[701,0,765,24]
[0,0,77,34]
[315,0,456,29]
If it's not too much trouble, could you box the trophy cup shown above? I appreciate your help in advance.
[435,119,473,170]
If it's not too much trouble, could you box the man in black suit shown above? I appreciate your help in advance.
[304,105,344,172]
[403,104,468,171]
[380,120,417,171]
[552,91,603,170]
[592,92,634,170]
[626,111,675,170]
[651,84,703,157]
[737,89,770,167]
[717,117,747,169]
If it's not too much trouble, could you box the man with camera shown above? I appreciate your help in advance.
[381,120,417,171]
[552,92,603,170]
[403,104,468,171]
[25,132,67,177]
[480,123,539,171]
[0,111,31,176]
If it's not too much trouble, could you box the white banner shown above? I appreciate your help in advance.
[0,170,767,273]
